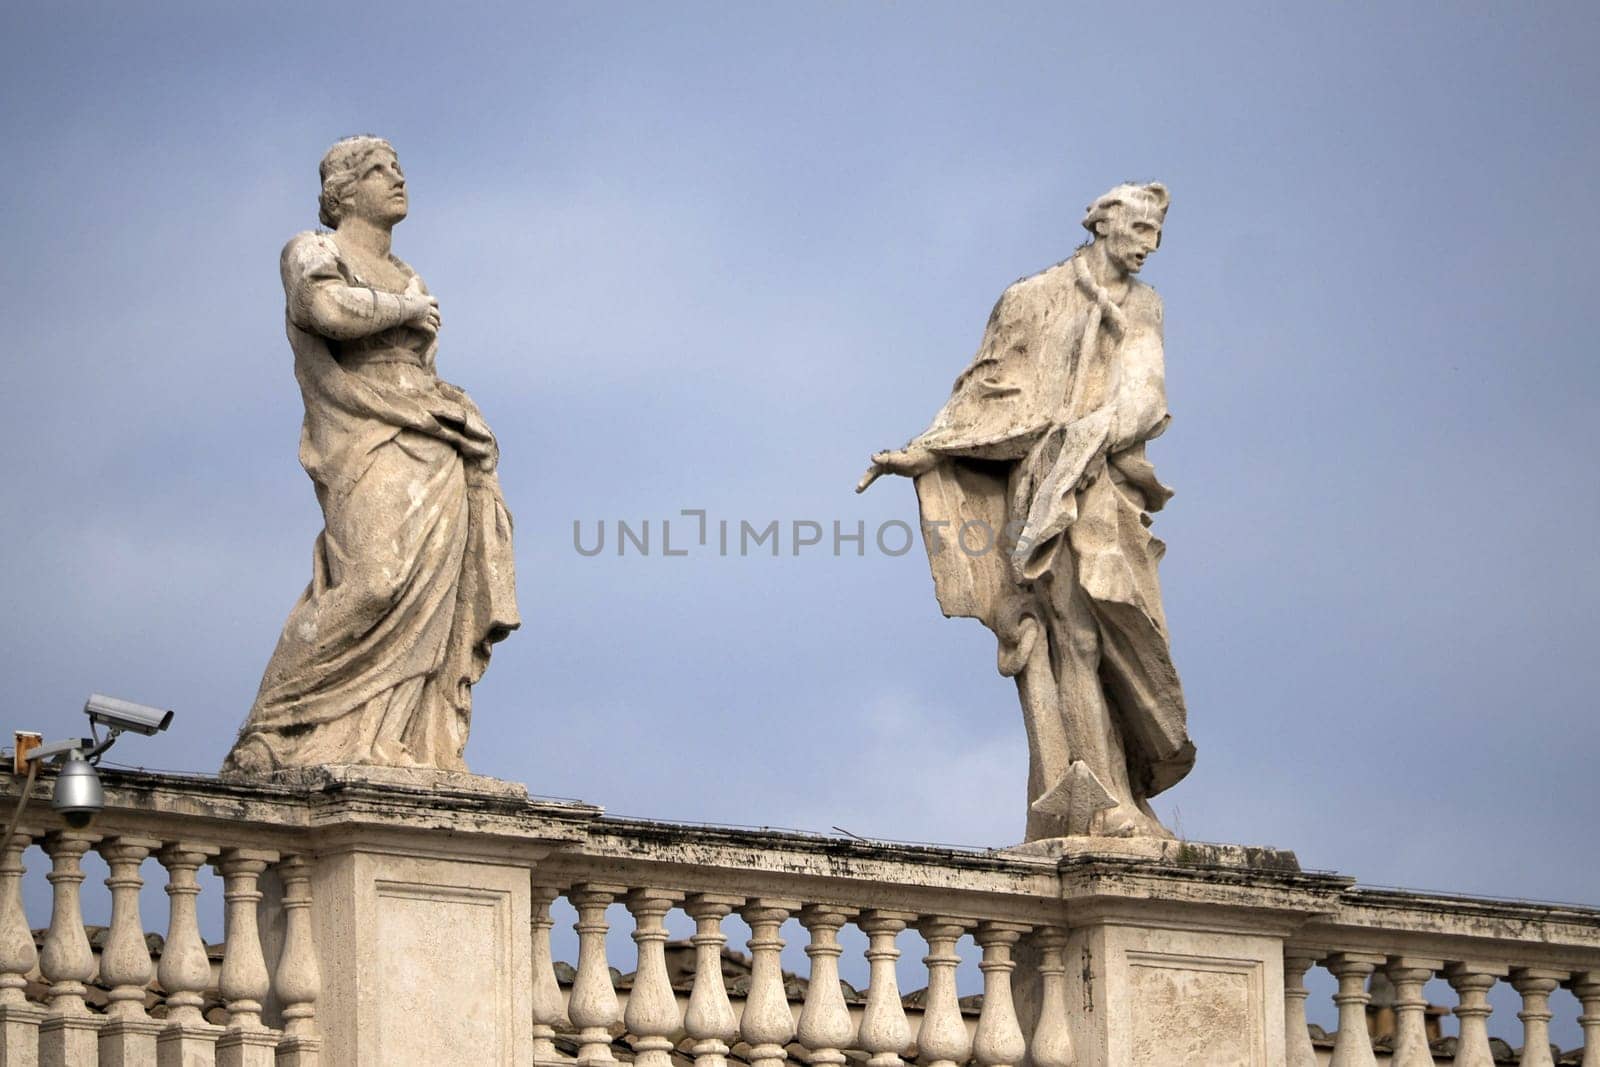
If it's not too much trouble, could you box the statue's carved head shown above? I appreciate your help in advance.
[318,135,405,230]
[1082,182,1169,276]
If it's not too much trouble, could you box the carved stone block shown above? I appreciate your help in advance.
[1061,924,1283,1067]
[308,847,532,1066]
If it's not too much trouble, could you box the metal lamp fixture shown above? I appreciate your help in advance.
[4,694,175,836]
[50,749,105,829]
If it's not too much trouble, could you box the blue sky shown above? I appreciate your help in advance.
[3,0,1598,1045]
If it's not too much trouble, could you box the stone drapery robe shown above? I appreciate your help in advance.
[221,232,519,775]
[908,253,1194,834]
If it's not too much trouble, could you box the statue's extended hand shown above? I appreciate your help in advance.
[855,446,937,493]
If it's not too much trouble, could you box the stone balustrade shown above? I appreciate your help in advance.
[0,767,1593,1066]
[0,826,321,1067]
[1286,888,1600,1066]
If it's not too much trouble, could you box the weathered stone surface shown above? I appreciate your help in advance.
[859,181,1191,840]
[1129,957,1255,1064]
[253,764,530,802]
[1006,836,1301,872]
[221,135,518,778]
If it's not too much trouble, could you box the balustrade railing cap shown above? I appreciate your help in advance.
[1445,960,1514,978]
[1510,966,1572,982]
[1386,955,1447,971]
[101,834,165,851]
[624,887,685,904]
[1325,951,1388,968]
[859,909,919,924]
[741,897,804,914]
[215,848,281,864]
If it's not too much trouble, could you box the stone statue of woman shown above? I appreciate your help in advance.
[222,136,519,776]
[858,182,1192,839]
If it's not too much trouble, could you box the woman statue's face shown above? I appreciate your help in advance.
[339,150,408,228]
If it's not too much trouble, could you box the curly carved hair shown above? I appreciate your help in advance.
[317,135,397,229]
[1081,181,1170,240]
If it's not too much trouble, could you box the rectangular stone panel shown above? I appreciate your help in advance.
[1126,950,1264,1067]
[375,879,516,1065]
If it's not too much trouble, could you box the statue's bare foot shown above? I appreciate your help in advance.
[219,736,273,778]
[1134,800,1178,839]
[367,739,418,767]
[1093,804,1141,837]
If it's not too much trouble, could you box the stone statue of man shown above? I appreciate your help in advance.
[858,181,1193,839]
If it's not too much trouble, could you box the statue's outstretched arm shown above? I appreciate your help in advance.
[857,287,1035,492]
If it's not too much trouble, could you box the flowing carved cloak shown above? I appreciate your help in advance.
[222,233,519,774]
[908,256,1194,797]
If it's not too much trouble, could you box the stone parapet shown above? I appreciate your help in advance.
[0,768,1594,1065]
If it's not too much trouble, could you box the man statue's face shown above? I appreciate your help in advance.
[1100,202,1163,275]
[342,149,409,228]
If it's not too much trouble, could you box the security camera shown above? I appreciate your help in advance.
[84,693,174,737]
[2,694,176,837]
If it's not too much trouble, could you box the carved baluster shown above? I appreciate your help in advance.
[625,889,683,1067]
[273,856,322,1067]
[0,831,43,1060]
[971,922,1028,1067]
[569,884,626,1065]
[796,905,856,1067]
[1029,928,1075,1067]
[531,885,571,1066]
[38,830,101,1067]
[1326,953,1383,1067]
[98,836,165,1066]
[857,911,914,1067]
[683,894,741,1067]
[157,841,222,1067]
[739,898,800,1067]
[914,918,971,1067]
[1570,973,1600,1067]
[214,849,280,1067]
[1446,962,1508,1067]
[1386,957,1442,1067]
[1511,968,1567,1067]
[1282,952,1320,1067]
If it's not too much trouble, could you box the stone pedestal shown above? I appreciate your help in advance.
[98,1017,162,1066]
[1013,840,1346,1067]
[311,846,534,1065]
[216,1027,279,1067]
[38,1015,101,1067]
[1062,920,1286,1066]
[0,1004,43,1067]
[0,1004,42,1067]
[277,768,593,1067]
[1004,836,1302,871]
[156,1022,221,1067]
[272,1034,321,1067]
